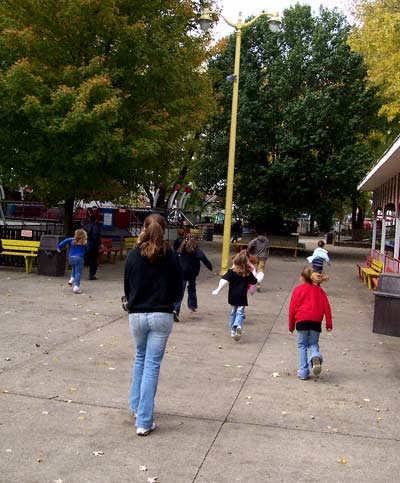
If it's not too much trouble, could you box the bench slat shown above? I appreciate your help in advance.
[1,239,40,273]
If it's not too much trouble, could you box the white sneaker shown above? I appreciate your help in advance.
[73,286,82,294]
[230,330,236,338]
[68,277,74,286]
[136,422,156,436]
[233,326,242,341]
[311,357,322,377]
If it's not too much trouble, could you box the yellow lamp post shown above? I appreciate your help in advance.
[199,10,281,274]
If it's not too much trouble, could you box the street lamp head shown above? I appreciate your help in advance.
[268,15,281,33]
[198,10,214,32]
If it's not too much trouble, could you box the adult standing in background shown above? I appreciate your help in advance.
[124,214,182,436]
[84,214,101,280]
[247,231,269,291]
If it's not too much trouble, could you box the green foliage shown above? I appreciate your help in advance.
[0,0,215,206]
[350,0,400,124]
[195,5,383,231]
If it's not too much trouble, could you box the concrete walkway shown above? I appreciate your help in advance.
[1,238,399,483]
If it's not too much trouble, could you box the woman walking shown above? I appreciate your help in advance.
[124,214,182,436]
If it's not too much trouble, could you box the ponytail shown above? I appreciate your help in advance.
[138,214,169,262]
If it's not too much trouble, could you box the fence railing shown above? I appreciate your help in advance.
[371,249,400,273]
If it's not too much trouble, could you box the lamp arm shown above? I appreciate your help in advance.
[242,11,278,29]
[204,10,239,30]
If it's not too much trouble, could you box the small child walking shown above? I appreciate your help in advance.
[212,250,263,341]
[173,235,213,321]
[307,240,331,273]
[288,267,332,379]
[57,228,88,294]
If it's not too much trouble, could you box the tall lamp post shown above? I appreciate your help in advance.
[199,10,280,274]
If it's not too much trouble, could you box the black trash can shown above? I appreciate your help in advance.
[373,273,400,337]
[326,232,334,245]
[38,235,66,276]
[202,225,214,241]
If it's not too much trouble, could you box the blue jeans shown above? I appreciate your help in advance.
[129,312,173,429]
[68,255,84,287]
[297,330,323,379]
[174,278,197,314]
[230,306,245,331]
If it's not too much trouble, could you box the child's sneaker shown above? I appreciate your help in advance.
[173,311,180,322]
[68,277,74,286]
[297,370,309,380]
[73,286,82,294]
[136,422,156,436]
[230,330,236,338]
[233,326,242,341]
[311,357,322,377]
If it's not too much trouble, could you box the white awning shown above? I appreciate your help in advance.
[358,135,400,191]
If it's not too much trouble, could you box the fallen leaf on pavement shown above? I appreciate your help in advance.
[271,372,280,378]
[337,457,347,465]
[92,451,104,456]
[139,466,148,471]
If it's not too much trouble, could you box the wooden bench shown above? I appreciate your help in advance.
[357,255,372,280]
[234,236,304,257]
[0,239,40,273]
[361,259,384,289]
[98,238,119,264]
[122,236,138,257]
[268,236,302,258]
[233,241,249,253]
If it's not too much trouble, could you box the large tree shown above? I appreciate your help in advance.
[349,0,400,125]
[0,0,215,232]
[196,5,383,232]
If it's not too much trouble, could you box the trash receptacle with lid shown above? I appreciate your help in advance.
[202,224,214,241]
[38,235,66,276]
[326,232,334,245]
[373,272,400,337]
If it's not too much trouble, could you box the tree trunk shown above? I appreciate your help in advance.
[64,198,75,236]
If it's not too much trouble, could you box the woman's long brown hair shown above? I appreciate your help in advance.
[138,214,169,262]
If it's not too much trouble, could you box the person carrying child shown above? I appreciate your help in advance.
[173,235,213,321]
[307,240,331,273]
[57,228,88,294]
[212,250,264,341]
[288,267,332,380]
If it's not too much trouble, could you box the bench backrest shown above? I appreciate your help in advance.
[371,259,383,273]
[1,239,40,252]
[101,238,113,249]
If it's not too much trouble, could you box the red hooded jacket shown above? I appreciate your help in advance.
[288,283,332,332]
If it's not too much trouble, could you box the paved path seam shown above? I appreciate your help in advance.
[191,272,298,482]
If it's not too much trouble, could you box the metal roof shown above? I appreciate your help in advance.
[358,134,400,191]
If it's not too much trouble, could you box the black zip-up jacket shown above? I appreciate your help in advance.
[124,244,183,313]
[178,248,213,280]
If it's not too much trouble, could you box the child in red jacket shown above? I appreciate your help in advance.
[288,267,332,380]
